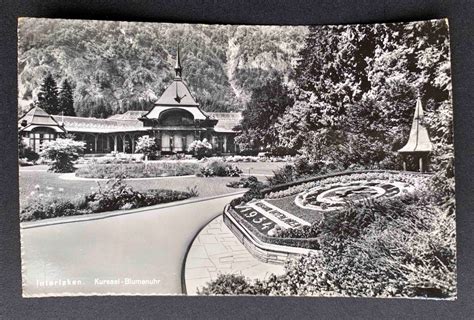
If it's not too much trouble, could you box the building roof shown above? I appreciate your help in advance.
[17,108,240,135]
[398,98,433,153]
[107,111,147,120]
[51,115,147,133]
[144,105,208,121]
[18,106,67,133]
[153,78,200,107]
[174,43,183,78]
[18,47,240,136]
[141,47,210,121]
[209,112,242,133]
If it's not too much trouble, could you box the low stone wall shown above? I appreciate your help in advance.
[223,205,318,265]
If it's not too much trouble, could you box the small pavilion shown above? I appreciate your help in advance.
[139,45,235,153]
[398,97,433,172]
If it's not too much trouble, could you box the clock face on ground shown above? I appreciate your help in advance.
[295,180,412,212]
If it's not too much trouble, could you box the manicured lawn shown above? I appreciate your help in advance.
[19,168,240,209]
[76,162,201,178]
[236,161,286,176]
[18,161,287,210]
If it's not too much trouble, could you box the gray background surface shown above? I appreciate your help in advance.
[1,0,473,319]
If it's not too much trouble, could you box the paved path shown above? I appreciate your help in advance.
[184,216,285,295]
[21,193,243,297]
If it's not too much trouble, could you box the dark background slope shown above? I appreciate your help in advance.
[17,19,306,115]
[1,0,473,319]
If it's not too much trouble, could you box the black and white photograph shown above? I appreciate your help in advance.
[17,18,455,299]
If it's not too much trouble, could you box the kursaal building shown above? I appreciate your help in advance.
[18,47,241,155]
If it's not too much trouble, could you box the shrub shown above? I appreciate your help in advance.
[186,185,200,197]
[267,165,296,186]
[219,174,456,298]
[198,274,266,295]
[211,200,455,298]
[274,224,320,239]
[18,135,40,162]
[226,176,262,188]
[268,146,298,157]
[135,135,159,160]
[188,139,212,159]
[222,166,456,297]
[137,189,193,207]
[293,156,313,176]
[21,146,40,162]
[20,177,197,222]
[20,195,76,221]
[86,176,141,212]
[229,178,266,207]
[40,138,85,172]
[200,161,242,177]
[238,149,259,156]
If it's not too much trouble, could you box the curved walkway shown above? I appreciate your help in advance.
[21,192,243,297]
[184,216,285,295]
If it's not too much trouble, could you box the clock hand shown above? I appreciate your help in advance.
[174,93,187,103]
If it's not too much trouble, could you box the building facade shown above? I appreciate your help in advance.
[18,49,241,155]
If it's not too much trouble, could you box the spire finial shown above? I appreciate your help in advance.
[174,43,182,78]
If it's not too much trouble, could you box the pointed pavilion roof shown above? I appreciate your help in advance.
[141,46,209,121]
[398,98,433,153]
[154,79,200,107]
[174,43,183,78]
[18,106,67,133]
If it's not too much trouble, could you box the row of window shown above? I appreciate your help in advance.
[28,132,56,153]
[24,130,235,154]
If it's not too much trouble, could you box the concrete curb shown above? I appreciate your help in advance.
[20,191,245,229]
[223,205,318,264]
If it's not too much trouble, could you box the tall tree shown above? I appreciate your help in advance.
[35,74,59,114]
[90,102,113,118]
[277,20,451,170]
[235,75,293,151]
[58,79,76,116]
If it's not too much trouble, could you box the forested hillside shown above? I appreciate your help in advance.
[17,18,307,117]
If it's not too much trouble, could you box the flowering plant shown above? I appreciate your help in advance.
[188,139,212,159]
[40,138,85,172]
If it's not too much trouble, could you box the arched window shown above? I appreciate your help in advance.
[159,109,194,126]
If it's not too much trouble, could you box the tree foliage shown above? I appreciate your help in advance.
[235,75,293,151]
[135,135,159,159]
[58,79,76,116]
[40,138,86,172]
[18,19,307,116]
[276,20,452,171]
[188,139,212,159]
[35,74,59,114]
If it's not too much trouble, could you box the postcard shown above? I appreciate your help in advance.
[18,18,455,298]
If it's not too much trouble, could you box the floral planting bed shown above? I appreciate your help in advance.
[75,162,201,179]
[226,171,429,248]
[20,178,198,222]
[265,196,324,225]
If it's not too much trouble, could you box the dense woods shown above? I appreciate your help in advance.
[18,19,306,117]
[238,20,452,173]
